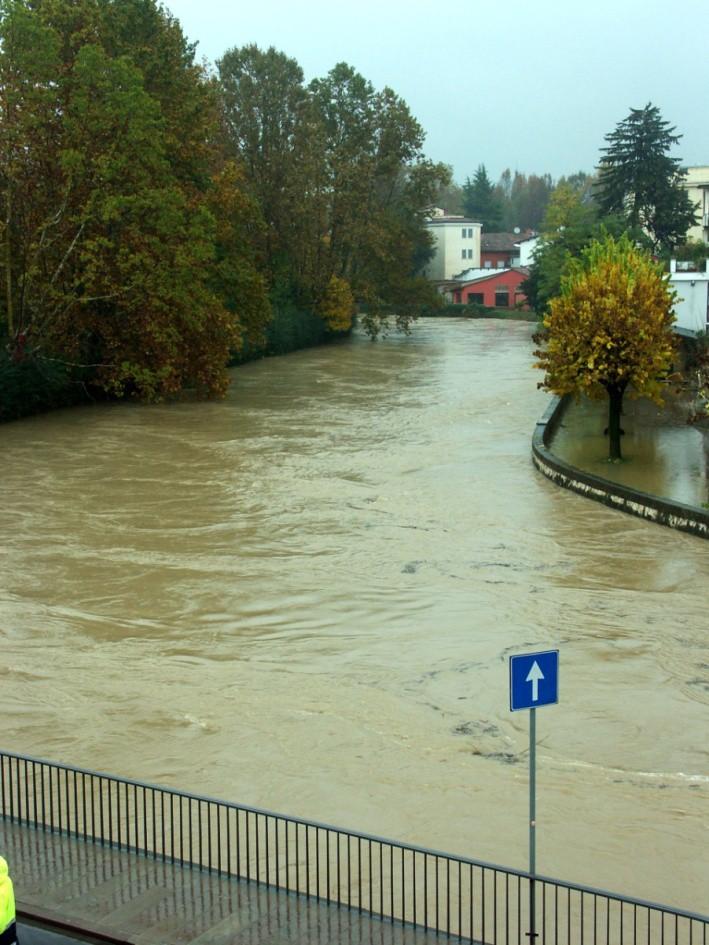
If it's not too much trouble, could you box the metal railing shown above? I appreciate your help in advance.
[0,750,706,943]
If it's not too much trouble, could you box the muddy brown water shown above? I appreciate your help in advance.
[0,319,707,913]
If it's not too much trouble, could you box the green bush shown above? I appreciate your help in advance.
[665,240,709,269]
[266,302,332,354]
[465,302,493,317]
[417,302,468,316]
[417,301,497,317]
[0,351,91,422]
[681,330,709,372]
[230,300,349,365]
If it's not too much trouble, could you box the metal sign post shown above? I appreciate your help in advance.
[529,707,537,939]
[509,649,559,942]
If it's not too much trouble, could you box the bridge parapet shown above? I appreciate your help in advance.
[0,750,706,944]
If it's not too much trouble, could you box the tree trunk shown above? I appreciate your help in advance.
[4,181,13,338]
[606,384,625,461]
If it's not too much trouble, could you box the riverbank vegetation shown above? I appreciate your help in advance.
[0,0,448,419]
[417,303,536,322]
[529,105,702,462]
[535,234,677,461]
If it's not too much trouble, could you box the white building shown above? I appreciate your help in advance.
[515,235,540,267]
[669,259,709,333]
[423,214,482,280]
[681,166,709,243]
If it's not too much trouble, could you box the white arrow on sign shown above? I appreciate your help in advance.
[526,661,544,702]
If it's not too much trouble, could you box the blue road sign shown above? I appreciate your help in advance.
[509,650,559,711]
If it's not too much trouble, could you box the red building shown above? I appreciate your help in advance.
[452,267,529,308]
[480,232,519,269]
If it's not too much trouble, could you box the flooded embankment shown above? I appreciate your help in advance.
[551,393,709,508]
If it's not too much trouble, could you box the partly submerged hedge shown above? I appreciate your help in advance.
[230,300,349,365]
[418,302,536,320]
[0,350,93,423]
[1,301,350,424]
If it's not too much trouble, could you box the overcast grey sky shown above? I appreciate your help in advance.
[165,0,708,184]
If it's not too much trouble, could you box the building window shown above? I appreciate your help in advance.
[495,290,510,307]
[461,228,467,238]
[468,228,473,238]
[497,260,505,268]
[484,260,492,268]
[461,249,467,259]
[467,292,485,304]
[467,249,473,259]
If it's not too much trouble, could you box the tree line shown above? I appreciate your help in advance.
[445,103,697,257]
[434,166,594,233]
[0,0,449,407]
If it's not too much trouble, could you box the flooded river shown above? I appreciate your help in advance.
[0,319,707,913]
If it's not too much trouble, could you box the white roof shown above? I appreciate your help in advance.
[426,216,481,226]
[455,267,511,281]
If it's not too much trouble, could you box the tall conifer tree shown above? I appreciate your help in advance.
[595,103,697,250]
[462,164,502,231]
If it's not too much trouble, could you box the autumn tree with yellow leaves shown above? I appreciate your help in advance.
[535,234,676,461]
[317,275,354,332]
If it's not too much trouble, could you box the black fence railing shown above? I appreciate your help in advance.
[0,750,706,943]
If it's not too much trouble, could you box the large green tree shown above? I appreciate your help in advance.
[217,44,316,280]
[508,171,553,231]
[556,170,597,205]
[431,171,463,215]
[218,50,448,336]
[522,185,627,316]
[595,103,697,251]
[462,164,502,230]
[309,63,448,324]
[0,0,268,398]
[535,234,676,461]
[489,169,553,231]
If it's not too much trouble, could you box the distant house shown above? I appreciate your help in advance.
[669,259,709,332]
[681,166,709,244]
[480,233,519,269]
[423,212,482,280]
[450,267,529,308]
[480,231,537,269]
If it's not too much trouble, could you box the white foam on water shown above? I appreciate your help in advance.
[556,757,709,785]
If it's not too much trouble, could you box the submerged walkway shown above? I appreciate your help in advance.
[0,821,443,945]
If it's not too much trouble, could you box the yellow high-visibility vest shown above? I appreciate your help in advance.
[0,857,16,934]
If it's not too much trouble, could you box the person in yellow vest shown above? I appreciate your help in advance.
[0,857,17,945]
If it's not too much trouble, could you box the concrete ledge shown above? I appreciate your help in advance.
[673,325,700,341]
[18,903,134,943]
[532,396,709,540]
